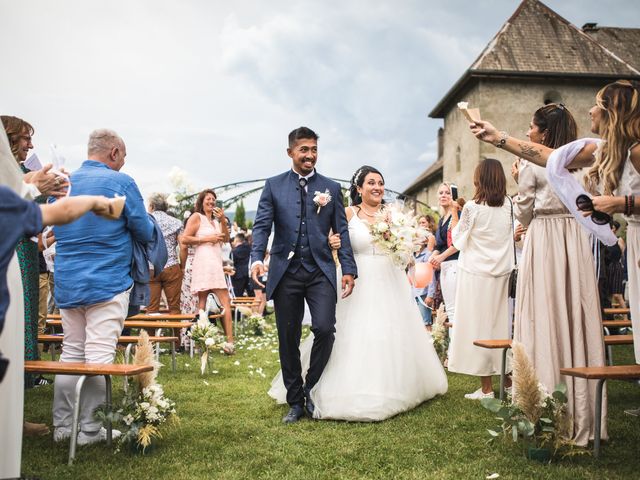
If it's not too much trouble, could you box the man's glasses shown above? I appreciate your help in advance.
[576,194,611,225]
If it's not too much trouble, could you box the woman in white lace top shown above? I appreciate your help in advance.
[447,159,513,400]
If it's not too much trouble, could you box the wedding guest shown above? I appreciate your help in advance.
[0,184,119,479]
[1,116,68,392]
[179,212,198,315]
[429,184,461,352]
[231,232,252,297]
[448,159,513,399]
[604,221,627,313]
[147,193,184,314]
[51,129,154,445]
[182,189,235,353]
[413,217,436,329]
[470,80,640,369]
[511,103,607,446]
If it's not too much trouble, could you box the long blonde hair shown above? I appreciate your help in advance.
[586,80,640,194]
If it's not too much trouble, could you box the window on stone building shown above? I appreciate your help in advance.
[543,90,563,105]
[455,146,461,172]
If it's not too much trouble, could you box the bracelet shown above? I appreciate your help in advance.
[626,195,635,216]
[495,131,509,148]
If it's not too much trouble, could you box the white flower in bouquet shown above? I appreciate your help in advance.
[368,203,425,267]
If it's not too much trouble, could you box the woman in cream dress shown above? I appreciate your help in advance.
[513,104,607,446]
[447,159,513,399]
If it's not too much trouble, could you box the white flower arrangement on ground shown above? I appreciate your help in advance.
[188,309,225,374]
[95,331,177,453]
[368,202,429,267]
[236,306,275,336]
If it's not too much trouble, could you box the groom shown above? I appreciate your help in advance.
[251,126,357,423]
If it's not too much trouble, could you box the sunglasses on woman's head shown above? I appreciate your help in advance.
[575,194,612,225]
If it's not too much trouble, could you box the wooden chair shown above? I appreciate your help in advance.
[24,360,153,465]
[560,364,640,458]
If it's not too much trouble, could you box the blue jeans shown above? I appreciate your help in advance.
[415,297,432,326]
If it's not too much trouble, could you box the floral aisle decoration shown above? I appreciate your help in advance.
[188,309,224,374]
[481,341,585,462]
[236,306,274,336]
[368,203,429,267]
[96,331,177,453]
[431,304,449,363]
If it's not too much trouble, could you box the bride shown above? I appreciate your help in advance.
[268,165,448,421]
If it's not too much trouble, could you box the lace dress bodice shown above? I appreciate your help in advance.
[348,208,386,257]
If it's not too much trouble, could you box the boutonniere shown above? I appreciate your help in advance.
[313,189,332,214]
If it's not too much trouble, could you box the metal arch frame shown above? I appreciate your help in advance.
[181,177,432,211]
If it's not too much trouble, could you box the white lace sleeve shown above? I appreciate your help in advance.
[452,203,477,251]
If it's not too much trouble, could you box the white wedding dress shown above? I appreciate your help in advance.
[268,209,448,421]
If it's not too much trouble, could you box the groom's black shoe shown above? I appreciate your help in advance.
[304,387,315,417]
[282,404,305,424]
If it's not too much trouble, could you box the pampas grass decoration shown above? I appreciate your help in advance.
[511,341,542,424]
[134,330,161,389]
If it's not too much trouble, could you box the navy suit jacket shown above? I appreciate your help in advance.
[251,170,357,300]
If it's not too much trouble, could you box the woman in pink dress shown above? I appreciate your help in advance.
[182,189,234,352]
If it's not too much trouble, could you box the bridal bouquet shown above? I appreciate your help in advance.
[96,331,177,453]
[188,309,224,374]
[368,203,429,267]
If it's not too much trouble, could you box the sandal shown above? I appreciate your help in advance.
[223,342,235,355]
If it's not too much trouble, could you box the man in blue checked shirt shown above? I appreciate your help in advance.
[51,129,153,446]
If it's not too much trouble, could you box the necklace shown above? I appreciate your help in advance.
[359,204,382,218]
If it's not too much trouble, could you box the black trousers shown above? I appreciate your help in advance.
[272,268,337,406]
[231,275,253,298]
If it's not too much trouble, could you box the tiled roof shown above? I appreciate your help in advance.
[430,0,640,118]
[583,26,640,71]
[470,0,639,76]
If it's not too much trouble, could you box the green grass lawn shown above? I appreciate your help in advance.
[22,330,640,480]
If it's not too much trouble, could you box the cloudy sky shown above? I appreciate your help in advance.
[1,0,638,209]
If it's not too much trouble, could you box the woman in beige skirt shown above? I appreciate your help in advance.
[512,103,607,447]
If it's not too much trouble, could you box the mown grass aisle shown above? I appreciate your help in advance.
[22,332,640,479]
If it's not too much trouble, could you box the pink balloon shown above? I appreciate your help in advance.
[413,262,433,288]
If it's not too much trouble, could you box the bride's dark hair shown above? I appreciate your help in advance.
[349,165,385,205]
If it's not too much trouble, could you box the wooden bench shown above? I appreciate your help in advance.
[473,339,512,400]
[560,364,640,458]
[38,334,180,372]
[602,320,632,329]
[46,320,192,371]
[602,307,631,317]
[25,360,153,465]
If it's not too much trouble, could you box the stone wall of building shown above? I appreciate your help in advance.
[432,78,605,200]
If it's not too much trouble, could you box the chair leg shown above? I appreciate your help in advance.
[105,375,112,447]
[499,348,508,401]
[124,344,133,393]
[594,378,606,458]
[171,340,176,373]
[69,375,88,466]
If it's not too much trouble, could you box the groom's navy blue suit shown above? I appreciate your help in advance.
[251,169,357,407]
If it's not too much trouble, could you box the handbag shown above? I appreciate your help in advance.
[206,292,223,314]
[508,197,518,299]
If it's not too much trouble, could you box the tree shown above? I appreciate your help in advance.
[235,200,246,230]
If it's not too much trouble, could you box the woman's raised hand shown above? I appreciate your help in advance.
[470,120,499,144]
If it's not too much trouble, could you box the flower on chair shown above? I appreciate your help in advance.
[313,189,332,214]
